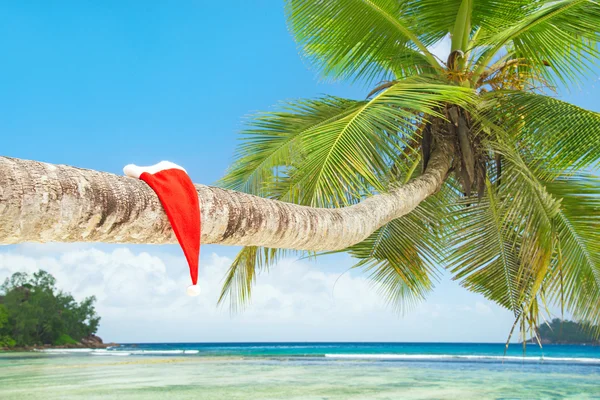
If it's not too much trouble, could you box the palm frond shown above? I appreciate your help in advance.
[544,175,600,329]
[486,137,561,323]
[447,181,523,312]
[482,91,600,177]
[473,0,600,85]
[447,131,561,317]
[346,186,456,312]
[285,0,440,83]
[218,246,297,312]
[219,96,364,196]
[275,80,476,207]
[408,0,535,48]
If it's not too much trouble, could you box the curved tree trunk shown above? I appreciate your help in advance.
[0,143,452,251]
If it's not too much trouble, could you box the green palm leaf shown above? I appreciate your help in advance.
[544,175,600,328]
[347,187,455,312]
[447,181,522,312]
[411,0,535,50]
[285,0,440,83]
[482,91,600,177]
[473,0,600,85]
[447,134,561,319]
[218,246,298,312]
[219,97,364,196]
[276,80,475,207]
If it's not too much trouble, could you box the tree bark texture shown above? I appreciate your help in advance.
[0,144,452,251]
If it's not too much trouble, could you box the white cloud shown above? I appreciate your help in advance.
[475,301,492,315]
[0,244,518,343]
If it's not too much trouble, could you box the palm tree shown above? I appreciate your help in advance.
[1,0,599,341]
[218,0,600,340]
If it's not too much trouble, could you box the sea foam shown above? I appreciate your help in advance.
[90,351,131,356]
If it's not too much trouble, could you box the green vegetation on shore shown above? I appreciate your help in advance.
[533,319,600,345]
[0,270,99,348]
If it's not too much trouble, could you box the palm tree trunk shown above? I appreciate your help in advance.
[0,143,452,251]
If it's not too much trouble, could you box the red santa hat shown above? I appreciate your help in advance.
[123,161,201,297]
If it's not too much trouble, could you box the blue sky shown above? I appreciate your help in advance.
[1,1,599,343]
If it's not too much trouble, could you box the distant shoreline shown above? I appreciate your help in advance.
[1,343,119,352]
[1,335,119,352]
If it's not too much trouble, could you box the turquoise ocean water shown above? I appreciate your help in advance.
[1,342,599,399]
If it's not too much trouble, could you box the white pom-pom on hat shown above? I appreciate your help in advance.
[187,285,201,297]
[123,161,187,179]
